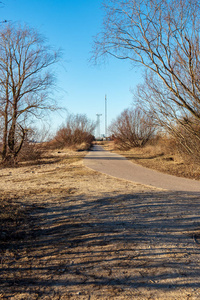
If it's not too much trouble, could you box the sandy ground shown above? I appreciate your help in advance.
[1,150,200,299]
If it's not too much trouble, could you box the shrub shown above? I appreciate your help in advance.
[109,107,156,150]
[53,113,95,150]
[174,118,200,162]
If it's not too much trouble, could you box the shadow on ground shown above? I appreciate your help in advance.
[1,190,200,298]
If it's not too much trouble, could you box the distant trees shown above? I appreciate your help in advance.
[93,0,200,158]
[109,107,155,150]
[0,23,60,164]
[54,113,95,150]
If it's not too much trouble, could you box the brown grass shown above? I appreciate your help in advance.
[0,147,87,250]
[1,145,200,299]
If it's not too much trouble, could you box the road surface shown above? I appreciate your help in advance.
[84,145,200,192]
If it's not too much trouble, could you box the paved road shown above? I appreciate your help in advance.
[84,145,200,192]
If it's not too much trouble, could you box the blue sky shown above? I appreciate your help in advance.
[2,0,142,135]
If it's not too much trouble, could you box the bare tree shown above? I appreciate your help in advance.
[93,0,200,125]
[109,107,155,150]
[134,73,200,158]
[0,23,61,164]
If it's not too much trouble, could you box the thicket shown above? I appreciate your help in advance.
[53,113,95,151]
[109,107,156,150]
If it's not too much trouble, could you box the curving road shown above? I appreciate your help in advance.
[84,145,200,192]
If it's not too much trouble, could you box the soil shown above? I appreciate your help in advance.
[0,148,200,299]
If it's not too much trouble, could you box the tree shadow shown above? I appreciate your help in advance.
[125,152,165,160]
[1,190,200,297]
[85,155,126,160]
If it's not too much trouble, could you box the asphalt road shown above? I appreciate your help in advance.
[84,145,200,192]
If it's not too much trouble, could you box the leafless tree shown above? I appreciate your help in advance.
[54,113,96,149]
[134,73,200,158]
[109,107,155,150]
[0,23,61,164]
[93,0,200,130]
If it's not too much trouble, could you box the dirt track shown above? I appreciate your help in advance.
[1,150,200,299]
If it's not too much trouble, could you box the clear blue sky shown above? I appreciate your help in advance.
[2,0,142,135]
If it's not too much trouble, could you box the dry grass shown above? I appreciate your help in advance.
[1,146,200,299]
[0,148,85,250]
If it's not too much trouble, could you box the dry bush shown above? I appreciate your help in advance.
[53,113,95,150]
[0,126,52,166]
[74,142,92,151]
[10,126,50,164]
[17,142,44,162]
[55,128,94,149]
[145,134,200,166]
[155,136,177,155]
[173,119,200,163]
[156,121,200,163]
[109,107,156,150]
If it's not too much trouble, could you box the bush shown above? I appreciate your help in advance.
[53,113,95,150]
[0,127,48,166]
[109,107,156,150]
[174,118,200,163]
[17,142,44,162]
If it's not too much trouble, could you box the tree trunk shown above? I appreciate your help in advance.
[2,75,10,162]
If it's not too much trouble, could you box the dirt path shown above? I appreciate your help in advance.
[84,145,200,192]
[1,150,200,299]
